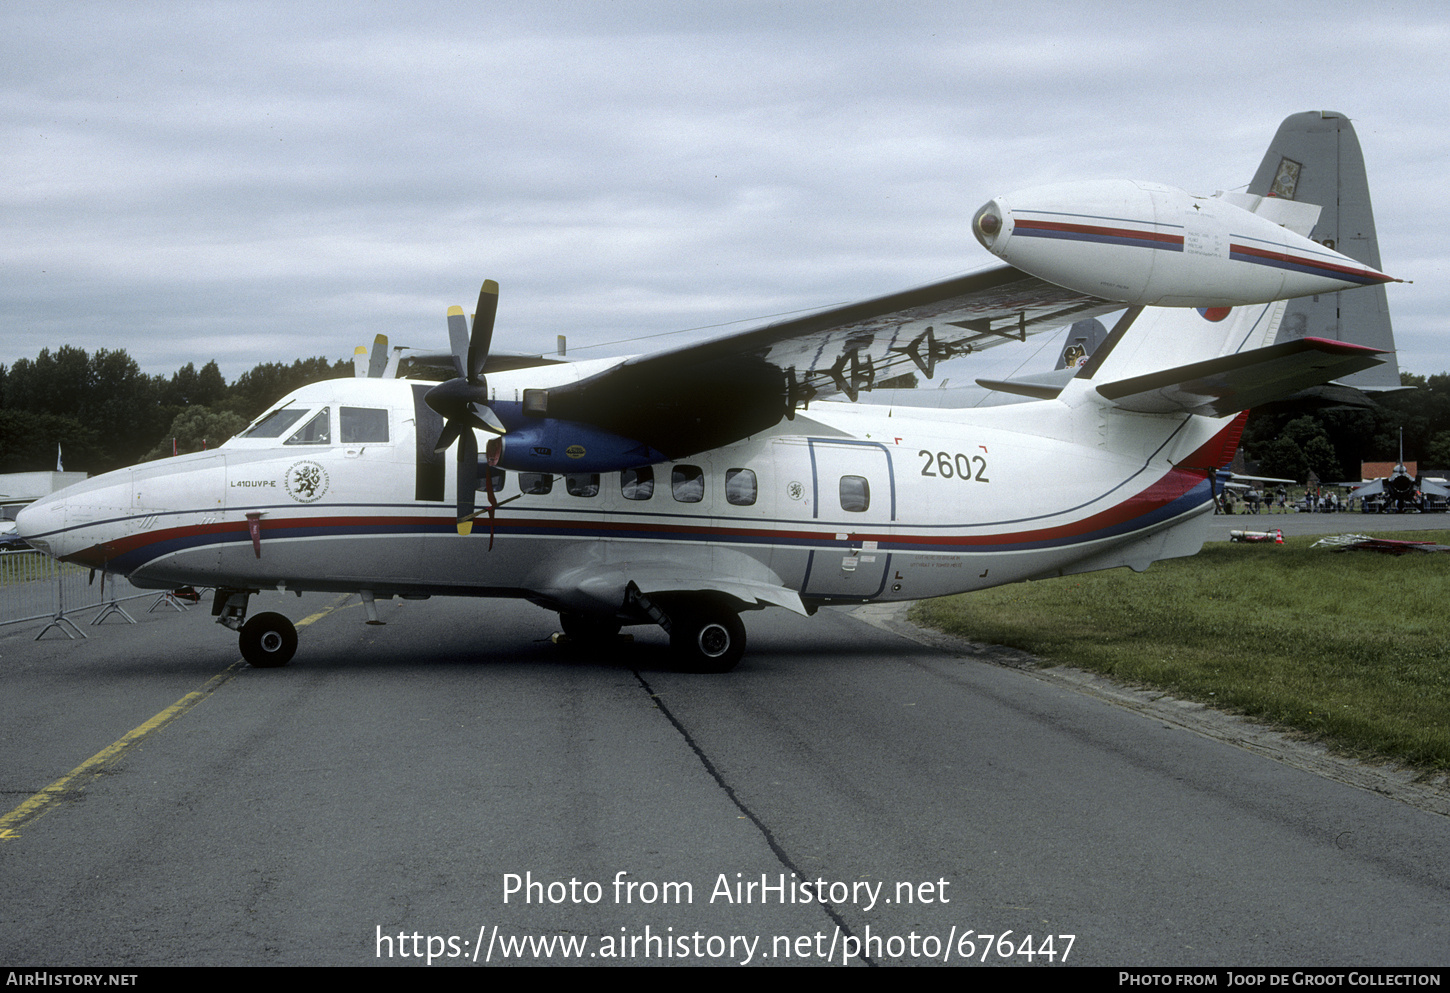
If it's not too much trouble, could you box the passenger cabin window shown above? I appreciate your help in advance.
[725,468,757,506]
[518,473,552,495]
[340,406,389,443]
[243,406,308,439]
[621,467,654,501]
[840,475,870,513]
[566,473,600,498]
[672,465,704,503]
[285,407,331,445]
[475,466,506,492]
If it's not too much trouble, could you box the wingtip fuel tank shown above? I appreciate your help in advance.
[972,179,1395,308]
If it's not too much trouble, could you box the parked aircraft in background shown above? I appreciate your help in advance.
[17,112,1399,671]
[1352,434,1449,513]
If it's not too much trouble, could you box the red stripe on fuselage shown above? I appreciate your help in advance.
[1014,218,1183,246]
[67,418,1244,569]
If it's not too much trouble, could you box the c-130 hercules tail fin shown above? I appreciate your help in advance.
[1248,110,1401,395]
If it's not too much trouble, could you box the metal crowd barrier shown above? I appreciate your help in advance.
[0,548,189,639]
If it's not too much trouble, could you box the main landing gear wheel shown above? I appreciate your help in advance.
[669,607,746,673]
[239,612,298,668]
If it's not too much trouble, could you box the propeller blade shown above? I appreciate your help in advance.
[367,334,389,378]
[352,345,368,378]
[433,420,463,456]
[430,279,505,535]
[468,280,499,383]
[469,402,507,436]
[446,306,469,380]
[456,427,478,535]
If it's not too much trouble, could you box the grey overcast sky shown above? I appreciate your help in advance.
[4,0,1446,385]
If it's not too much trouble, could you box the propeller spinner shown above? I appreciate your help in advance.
[425,280,508,535]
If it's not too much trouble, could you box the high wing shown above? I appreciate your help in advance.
[537,263,1117,459]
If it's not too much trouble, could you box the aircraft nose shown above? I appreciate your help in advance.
[13,469,134,564]
[14,492,64,557]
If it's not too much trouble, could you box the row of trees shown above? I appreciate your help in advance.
[0,347,350,475]
[4,344,1450,482]
[1241,373,1450,483]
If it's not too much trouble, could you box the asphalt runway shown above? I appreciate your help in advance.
[4,585,1449,968]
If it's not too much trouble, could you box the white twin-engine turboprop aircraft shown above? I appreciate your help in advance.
[19,112,1400,671]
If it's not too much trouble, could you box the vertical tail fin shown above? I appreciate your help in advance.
[1247,111,1400,391]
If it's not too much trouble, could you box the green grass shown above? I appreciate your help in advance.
[910,532,1450,771]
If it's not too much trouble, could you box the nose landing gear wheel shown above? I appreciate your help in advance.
[239,612,298,668]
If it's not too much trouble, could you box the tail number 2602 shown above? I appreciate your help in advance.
[919,449,989,483]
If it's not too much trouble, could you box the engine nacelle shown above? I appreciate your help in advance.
[492,417,667,474]
[972,180,1395,307]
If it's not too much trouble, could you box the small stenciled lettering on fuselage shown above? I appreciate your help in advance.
[230,479,278,488]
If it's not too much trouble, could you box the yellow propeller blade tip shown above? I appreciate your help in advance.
[447,305,464,316]
[457,520,473,536]
[482,280,499,295]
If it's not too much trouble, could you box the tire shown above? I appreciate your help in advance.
[239,611,298,668]
[669,606,746,673]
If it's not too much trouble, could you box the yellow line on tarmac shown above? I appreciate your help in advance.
[0,593,354,842]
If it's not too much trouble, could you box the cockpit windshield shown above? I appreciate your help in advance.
[242,405,309,439]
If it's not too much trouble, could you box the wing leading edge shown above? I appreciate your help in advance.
[535,264,1115,459]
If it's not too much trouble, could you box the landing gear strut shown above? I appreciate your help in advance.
[624,584,748,672]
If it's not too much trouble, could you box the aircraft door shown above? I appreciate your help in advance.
[802,440,895,600]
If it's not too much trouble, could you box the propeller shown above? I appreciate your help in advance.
[425,280,508,535]
[354,334,404,378]
[367,334,389,378]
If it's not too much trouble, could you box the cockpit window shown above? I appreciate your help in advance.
[285,407,331,445]
[243,405,309,439]
[340,407,389,443]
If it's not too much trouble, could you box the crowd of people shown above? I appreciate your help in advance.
[1215,485,1356,515]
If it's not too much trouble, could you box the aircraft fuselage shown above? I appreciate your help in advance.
[19,374,1230,625]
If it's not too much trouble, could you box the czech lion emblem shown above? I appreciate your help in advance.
[285,461,329,503]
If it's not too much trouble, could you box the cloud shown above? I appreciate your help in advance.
[2,0,1445,383]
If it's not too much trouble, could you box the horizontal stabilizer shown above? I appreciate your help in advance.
[975,368,1076,400]
[1096,337,1384,417]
